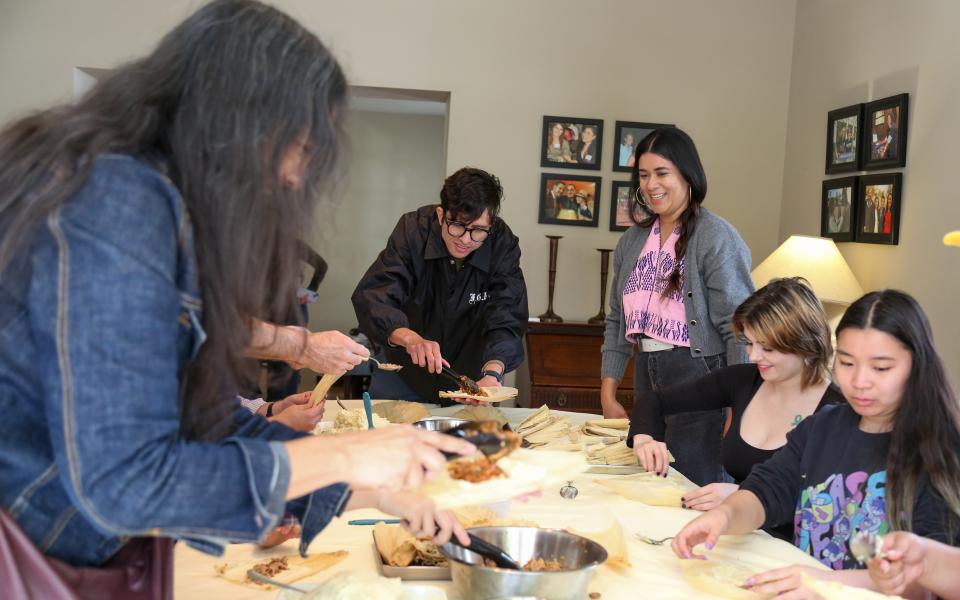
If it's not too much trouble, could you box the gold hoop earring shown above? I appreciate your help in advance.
[634,186,651,211]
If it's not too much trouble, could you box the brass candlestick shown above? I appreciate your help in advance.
[587,248,613,324]
[538,235,563,323]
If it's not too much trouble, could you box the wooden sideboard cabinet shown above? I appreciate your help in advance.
[524,321,635,413]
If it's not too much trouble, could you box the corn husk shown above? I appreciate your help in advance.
[567,520,631,567]
[311,371,345,407]
[584,418,629,430]
[214,551,348,590]
[594,470,696,507]
[452,405,508,426]
[681,559,769,599]
[372,400,430,424]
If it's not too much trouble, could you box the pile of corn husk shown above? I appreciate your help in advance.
[516,405,581,450]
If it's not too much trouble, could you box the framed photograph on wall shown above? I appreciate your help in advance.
[820,177,858,242]
[609,180,643,232]
[539,173,601,227]
[862,93,908,170]
[612,120,674,172]
[855,173,902,245]
[825,104,863,174]
[540,116,603,170]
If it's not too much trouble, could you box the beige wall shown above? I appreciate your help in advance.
[0,0,798,383]
[307,110,446,333]
[782,0,960,382]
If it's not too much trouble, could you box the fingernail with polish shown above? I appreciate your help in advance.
[705,542,714,550]
[680,497,686,502]
[745,577,755,586]
[681,503,686,508]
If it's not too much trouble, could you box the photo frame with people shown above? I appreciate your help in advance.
[539,173,601,227]
[612,120,674,173]
[540,116,604,170]
[820,176,858,242]
[862,93,908,171]
[609,180,643,232]
[825,104,863,174]
[855,173,902,245]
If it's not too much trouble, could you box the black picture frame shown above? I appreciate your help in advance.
[820,177,858,242]
[540,116,604,171]
[609,180,641,232]
[825,104,863,174]
[539,172,602,227]
[612,120,674,172]
[855,173,902,245]
[862,93,908,170]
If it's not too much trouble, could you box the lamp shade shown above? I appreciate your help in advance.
[751,235,864,305]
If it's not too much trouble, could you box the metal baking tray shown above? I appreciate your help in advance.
[372,534,451,580]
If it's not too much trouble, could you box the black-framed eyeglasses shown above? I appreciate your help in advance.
[444,218,490,242]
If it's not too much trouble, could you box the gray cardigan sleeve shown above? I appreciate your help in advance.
[600,232,635,381]
[698,219,754,364]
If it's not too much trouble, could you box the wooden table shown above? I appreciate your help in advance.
[174,402,825,599]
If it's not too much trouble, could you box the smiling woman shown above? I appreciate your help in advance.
[600,127,755,487]
[670,289,960,596]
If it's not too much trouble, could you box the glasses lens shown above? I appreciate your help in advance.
[468,228,489,242]
[446,221,466,237]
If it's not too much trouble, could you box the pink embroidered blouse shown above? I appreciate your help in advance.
[622,219,690,346]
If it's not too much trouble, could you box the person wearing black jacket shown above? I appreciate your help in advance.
[352,167,528,403]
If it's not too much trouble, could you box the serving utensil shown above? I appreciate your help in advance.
[367,356,403,371]
[245,569,308,594]
[439,366,482,396]
[444,420,520,462]
[447,532,523,570]
[362,392,375,429]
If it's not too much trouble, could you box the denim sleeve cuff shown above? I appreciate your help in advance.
[296,483,351,557]
[225,438,291,539]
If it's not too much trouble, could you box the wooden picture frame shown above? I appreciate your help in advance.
[540,116,604,170]
[539,172,602,227]
[855,173,902,244]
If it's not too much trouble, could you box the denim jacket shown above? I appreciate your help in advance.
[0,155,349,566]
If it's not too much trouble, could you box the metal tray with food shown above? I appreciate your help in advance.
[372,533,452,581]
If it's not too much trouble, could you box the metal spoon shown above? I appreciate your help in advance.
[245,569,309,594]
[367,356,403,371]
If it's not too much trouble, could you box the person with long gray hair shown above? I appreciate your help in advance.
[0,0,473,590]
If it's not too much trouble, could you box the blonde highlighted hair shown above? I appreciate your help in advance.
[732,277,831,389]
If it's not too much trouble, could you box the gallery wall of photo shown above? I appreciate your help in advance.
[538,115,673,233]
[822,93,908,246]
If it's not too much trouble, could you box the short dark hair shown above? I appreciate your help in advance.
[439,167,503,223]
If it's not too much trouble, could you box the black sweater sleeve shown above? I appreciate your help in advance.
[627,363,757,446]
[351,215,419,346]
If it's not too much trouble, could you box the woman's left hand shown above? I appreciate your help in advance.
[681,483,739,511]
[744,565,825,599]
[376,491,470,546]
[258,521,301,549]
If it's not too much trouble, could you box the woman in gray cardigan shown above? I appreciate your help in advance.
[600,127,754,486]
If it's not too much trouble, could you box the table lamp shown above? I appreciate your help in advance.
[751,235,864,329]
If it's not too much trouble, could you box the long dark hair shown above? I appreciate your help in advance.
[837,290,960,535]
[0,0,347,439]
[629,127,707,298]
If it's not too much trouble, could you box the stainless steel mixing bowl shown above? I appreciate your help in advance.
[439,526,607,600]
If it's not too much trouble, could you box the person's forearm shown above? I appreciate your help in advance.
[344,489,379,512]
[920,541,960,600]
[715,490,766,534]
[600,377,620,405]
[388,327,418,348]
[284,437,348,500]
[247,318,306,362]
